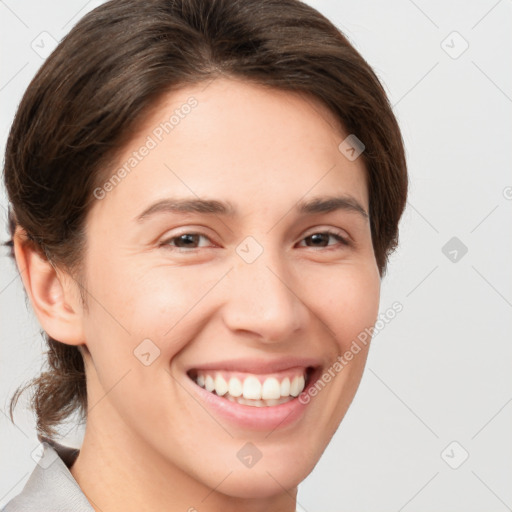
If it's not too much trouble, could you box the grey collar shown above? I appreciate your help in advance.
[2,435,94,512]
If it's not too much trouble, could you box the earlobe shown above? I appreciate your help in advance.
[13,227,85,347]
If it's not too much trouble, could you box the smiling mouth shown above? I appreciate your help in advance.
[187,367,314,407]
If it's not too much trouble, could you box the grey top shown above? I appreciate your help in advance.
[1,436,94,512]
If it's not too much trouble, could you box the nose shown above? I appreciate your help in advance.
[221,241,308,344]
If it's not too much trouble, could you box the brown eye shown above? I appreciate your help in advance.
[161,232,212,250]
[299,230,350,249]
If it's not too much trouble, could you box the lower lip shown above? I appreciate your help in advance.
[185,369,319,431]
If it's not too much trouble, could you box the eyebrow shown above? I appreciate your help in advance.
[135,194,369,222]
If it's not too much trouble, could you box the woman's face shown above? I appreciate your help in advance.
[79,77,380,497]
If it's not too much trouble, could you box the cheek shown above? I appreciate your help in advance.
[83,260,224,362]
[303,262,380,351]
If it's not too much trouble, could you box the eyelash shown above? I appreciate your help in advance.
[159,229,351,252]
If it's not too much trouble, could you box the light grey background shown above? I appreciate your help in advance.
[1,1,511,511]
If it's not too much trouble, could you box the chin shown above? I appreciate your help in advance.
[201,442,321,499]
[216,467,305,499]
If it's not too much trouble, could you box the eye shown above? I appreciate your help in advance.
[298,229,350,249]
[160,232,214,251]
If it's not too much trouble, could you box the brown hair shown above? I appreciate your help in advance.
[3,0,408,440]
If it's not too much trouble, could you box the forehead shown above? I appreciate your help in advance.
[89,77,369,224]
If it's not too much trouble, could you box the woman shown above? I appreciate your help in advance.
[2,0,407,510]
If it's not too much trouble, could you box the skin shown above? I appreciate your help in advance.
[14,77,381,512]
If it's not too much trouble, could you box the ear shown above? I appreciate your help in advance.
[13,227,85,347]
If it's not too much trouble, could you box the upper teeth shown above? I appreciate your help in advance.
[195,372,306,400]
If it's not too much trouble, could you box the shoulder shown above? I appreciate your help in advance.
[2,436,94,512]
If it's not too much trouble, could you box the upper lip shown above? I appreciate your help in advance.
[187,357,322,375]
